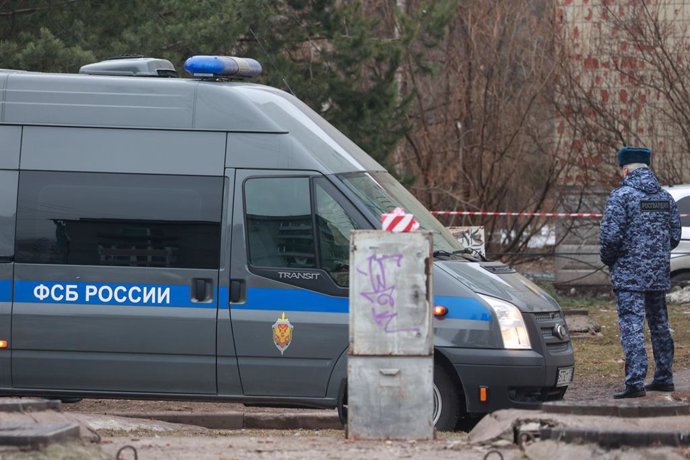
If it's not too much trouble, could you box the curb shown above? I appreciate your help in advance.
[0,398,62,413]
[543,400,690,417]
[540,427,690,447]
[0,423,81,449]
[111,411,343,431]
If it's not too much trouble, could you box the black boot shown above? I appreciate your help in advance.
[644,381,675,392]
[613,386,646,399]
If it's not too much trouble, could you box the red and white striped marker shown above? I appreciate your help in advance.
[381,207,420,232]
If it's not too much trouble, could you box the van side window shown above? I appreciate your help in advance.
[315,181,356,287]
[15,171,223,269]
[0,172,17,261]
[244,176,362,287]
[245,177,316,268]
[677,196,690,228]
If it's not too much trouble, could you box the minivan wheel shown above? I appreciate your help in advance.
[433,363,462,431]
[337,395,348,428]
[338,365,463,432]
[337,382,348,427]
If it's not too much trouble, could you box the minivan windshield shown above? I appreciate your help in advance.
[338,172,467,255]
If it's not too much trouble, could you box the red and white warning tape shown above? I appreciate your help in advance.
[431,211,603,218]
[431,211,690,218]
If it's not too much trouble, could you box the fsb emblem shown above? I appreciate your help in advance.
[272,312,294,355]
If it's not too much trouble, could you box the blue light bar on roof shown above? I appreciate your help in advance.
[184,55,262,78]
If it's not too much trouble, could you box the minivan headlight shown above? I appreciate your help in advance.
[478,294,531,350]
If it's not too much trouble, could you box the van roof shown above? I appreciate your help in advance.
[0,69,384,174]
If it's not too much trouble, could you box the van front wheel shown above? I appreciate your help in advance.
[338,364,464,432]
[433,363,462,431]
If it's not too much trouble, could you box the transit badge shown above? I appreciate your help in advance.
[272,312,294,355]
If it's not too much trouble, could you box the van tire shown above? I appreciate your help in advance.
[433,363,462,431]
[337,381,348,427]
[337,366,463,432]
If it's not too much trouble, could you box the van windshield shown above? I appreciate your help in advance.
[338,172,467,255]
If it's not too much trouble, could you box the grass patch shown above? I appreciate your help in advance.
[571,303,622,382]
[534,280,613,310]
[568,300,690,383]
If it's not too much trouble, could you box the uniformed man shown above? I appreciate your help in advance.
[600,146,681,399]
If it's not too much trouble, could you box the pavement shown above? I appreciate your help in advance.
[2,369,690,456]
[94,368,690,431]
[464,369,690,453]
[98,408,342,431]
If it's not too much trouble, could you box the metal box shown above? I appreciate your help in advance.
[347,356,434,439]
[349,231,433,356]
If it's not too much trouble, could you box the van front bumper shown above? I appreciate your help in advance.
[438,345,574,415]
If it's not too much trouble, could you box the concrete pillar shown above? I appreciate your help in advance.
[347,230,434,440]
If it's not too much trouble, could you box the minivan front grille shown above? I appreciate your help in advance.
[531,311,570,352]
[533,311,560,321]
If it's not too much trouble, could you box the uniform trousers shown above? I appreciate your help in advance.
[615,290,674,389]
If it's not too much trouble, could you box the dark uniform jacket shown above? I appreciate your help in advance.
[600,167,682,291]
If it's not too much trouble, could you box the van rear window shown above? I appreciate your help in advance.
[15,171,223,269]
[677,196,690,228]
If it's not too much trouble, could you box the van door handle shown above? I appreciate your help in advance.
[191,278,213,302]
[229,279,246,303]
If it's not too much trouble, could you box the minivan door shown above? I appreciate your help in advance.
[11,171,223,394]
[0,171,17,389]
[229,170,367,397]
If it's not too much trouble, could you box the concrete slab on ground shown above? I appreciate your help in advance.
[0,398,61,413]
[470,406,690,448]
[0,423,80,449]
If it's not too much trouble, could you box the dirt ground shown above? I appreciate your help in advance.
[45,297,690,459]
[46,375,620,460]
[8,424,689,460]
[98,433,506,460]
[20,367,690,459]
[65,398,270,415]
[3,433,523,460]
[33,368,690,460]
[61,376,609,416]
[76,367,606,412]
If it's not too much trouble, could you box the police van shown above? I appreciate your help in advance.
[0,56,573,431]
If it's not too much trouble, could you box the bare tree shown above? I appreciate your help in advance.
[555,0,690,187]
[543,0,690,288]
[393,0,587,259]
